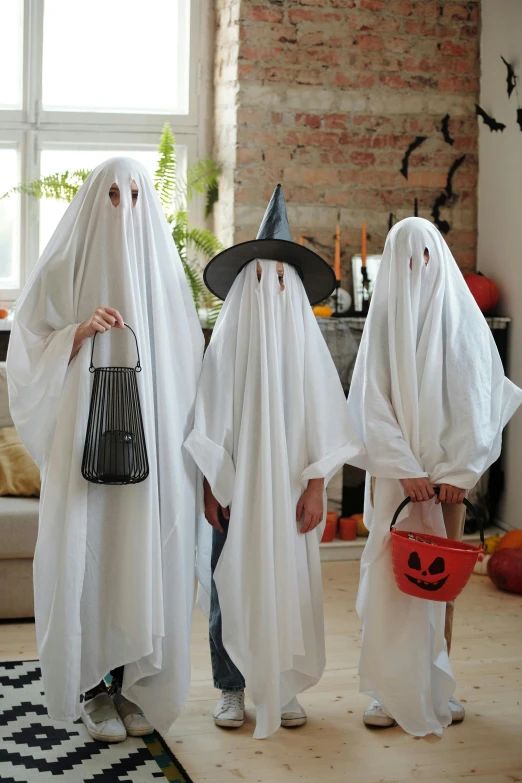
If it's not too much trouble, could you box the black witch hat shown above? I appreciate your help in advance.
[203,184,336,305]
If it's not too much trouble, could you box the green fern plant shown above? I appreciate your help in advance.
[0,169,91,203]
[1,123,223,325]
[153,123,223,325]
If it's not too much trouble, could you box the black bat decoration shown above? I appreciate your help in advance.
[431,155,466,235]
[432,195,450,234]
[475,104,506,132]
[400,136,427,179]
[517,108,522,132]
[441,114,454,146]
[445,154,466,199]
[501,56,517,98]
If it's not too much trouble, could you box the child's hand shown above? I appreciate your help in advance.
[434,484,466,505]
[297,478,325,534]
[70,306,125,362]
[81,306,125,338]
[400,478,435,503]
[204,477,229,533]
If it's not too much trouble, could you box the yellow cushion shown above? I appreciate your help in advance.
[0,427,40,497]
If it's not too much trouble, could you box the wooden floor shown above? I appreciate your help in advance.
[1,562,521,782]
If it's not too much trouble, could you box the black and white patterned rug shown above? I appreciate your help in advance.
[0,661,192,783]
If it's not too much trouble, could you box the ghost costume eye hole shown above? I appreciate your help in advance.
[109,181,138,207]
[109,184,120,207]
[131,179,139,207]
[256,261,285,291]
[276,261,285,291]
[409,248,430,271]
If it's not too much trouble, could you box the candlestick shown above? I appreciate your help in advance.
[334,225,341,281]
[414,198,418,217]
[361,221,367,268]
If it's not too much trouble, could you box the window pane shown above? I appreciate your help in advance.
[0,0,23,109]
[0,149,21,289]
[39,148,187,252]
[42,0,189,114]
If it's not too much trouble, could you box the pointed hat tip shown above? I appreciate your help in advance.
[256,183,292,241]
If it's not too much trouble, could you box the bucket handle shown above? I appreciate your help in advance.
[389,487,483,546]
[89,323,141,373]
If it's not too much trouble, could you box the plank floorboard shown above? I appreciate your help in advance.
[1,562,521,782]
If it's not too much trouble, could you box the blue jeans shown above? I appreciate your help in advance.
[209,512,245,692]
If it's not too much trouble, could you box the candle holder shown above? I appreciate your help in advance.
[361,266,370,316]
[352,254,381,314]
[332,279,341,316]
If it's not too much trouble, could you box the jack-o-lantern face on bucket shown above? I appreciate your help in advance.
[405,551,449,592]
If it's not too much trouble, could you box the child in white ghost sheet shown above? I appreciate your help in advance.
[344,217,521,736]
[7,158,203,743]
[185,185,357,739]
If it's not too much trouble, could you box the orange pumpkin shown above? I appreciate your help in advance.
[0,308,9,319]
[464,272,499,313]
[313,305,333,318]
[352,512,368,537]
[496,530,522,552]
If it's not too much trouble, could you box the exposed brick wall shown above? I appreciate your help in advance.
[214,0,241,248]
[213,0,480,284]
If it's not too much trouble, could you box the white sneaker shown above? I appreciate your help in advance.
[81,692,127,743]
[363,699,396,728]
[112,691,154,737]
[281,698,307,728]
[449,696,465,723]
[213,690,245,728]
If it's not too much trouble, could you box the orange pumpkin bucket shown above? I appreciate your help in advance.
[390,489,483,603]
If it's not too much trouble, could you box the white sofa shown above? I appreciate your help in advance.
[0,363,39,618]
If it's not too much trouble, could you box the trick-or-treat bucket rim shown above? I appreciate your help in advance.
[389,488,483,602]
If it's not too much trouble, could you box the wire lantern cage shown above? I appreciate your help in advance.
[81,324,149,485]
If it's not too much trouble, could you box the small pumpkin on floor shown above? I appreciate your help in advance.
[487,549,522,594]
[473,551,491,575]
[483,534,502,554]
[495,529,522,552]
[353,512,369,537]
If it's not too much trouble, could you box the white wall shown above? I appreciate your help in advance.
[478,0,522,528]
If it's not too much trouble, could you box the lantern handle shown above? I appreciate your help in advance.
[89,323,141,373]
[389,487,483,546]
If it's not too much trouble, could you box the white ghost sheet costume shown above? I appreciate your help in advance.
[7,158,204,733]
[345,217,522,736]
[185,260,356,738]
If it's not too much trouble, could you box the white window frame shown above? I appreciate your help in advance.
[0,0,210,302]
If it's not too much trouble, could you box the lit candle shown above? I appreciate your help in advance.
[361,221,367,268]
[298,236,304,245]
[334,225,341,281]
